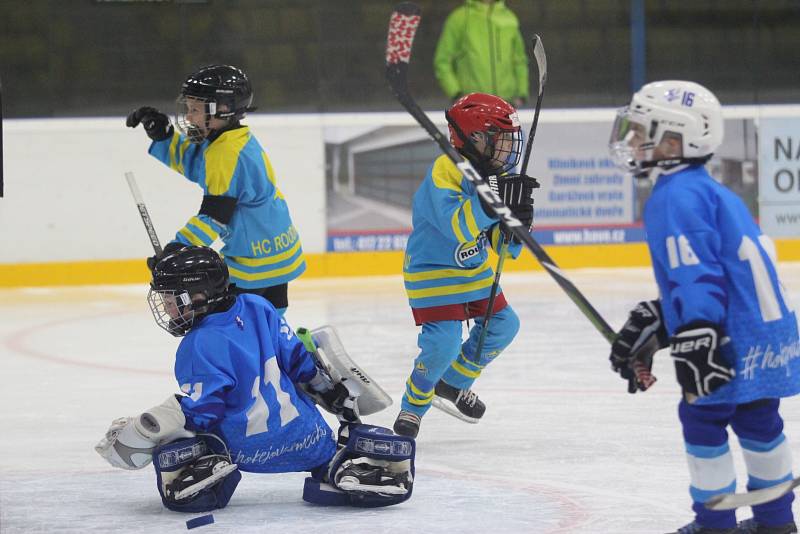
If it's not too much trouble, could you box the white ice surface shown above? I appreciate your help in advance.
[2,265,799,534]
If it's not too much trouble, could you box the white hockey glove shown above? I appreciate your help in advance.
[95,395,195,470]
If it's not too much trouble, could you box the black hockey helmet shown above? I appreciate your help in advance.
[180,64,255,120]
[148,246,232,337]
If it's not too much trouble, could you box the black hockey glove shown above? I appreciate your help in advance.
[497,174,539,243]
[319,382,360,423]
[610,300,667,393]
[147,242,187,273]
[670,322,734,400]
[126,106,173,142]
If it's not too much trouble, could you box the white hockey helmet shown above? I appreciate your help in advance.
[609,80,723,177]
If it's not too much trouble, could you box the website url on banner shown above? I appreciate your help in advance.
[551,228,627,244]
[775,211,800,225]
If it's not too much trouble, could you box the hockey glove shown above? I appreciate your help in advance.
[610,300,667,393]
[147,242,187,273]
[497,174,539,242]
[670,322,734,400]
[126,106,173,141]
[320,382,360,423]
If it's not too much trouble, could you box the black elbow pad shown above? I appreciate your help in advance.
[199,195,237,225]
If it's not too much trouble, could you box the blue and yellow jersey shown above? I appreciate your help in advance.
[403,155,521,309]
[149,126,306,289]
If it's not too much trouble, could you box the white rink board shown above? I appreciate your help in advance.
[1,265,800,533]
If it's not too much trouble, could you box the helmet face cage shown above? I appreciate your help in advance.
[484,127,523,174]
[176,95,217,144]
[147,287,197,337]
[609,106,652,176]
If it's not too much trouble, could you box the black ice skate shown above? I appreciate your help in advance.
[667,520,736,534]
[431,380,485,423]
[736,518,798,534]
[393,410,421,438]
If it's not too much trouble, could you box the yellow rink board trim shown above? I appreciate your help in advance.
[1,240,799,287]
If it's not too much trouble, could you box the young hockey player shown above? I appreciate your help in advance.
[393,93,539,438]
[126,65,304,314]
[95,246,414,511]
[607,80,800,534]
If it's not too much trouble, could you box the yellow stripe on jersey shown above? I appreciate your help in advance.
[405,275,496,299]
[261,151,285,200]
[463,198,481,239]
[188,216,218,242]
[178,227,207,246]
[230,240,301,267]
[168,132,189,175]
[430,156,463,193]
[403,261,491,282]
[204,129,250,195]
[450,207,466,242]
[227,255,305,281]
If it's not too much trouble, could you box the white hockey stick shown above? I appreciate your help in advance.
[124,171,162,255]
[705,476,800,511]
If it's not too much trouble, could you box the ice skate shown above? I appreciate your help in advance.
[393,410,421,438]
[431,380,485,423]
[736,518,798,534]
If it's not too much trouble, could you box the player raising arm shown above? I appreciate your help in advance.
[95,246,414,512]
[608,80,800,534]
[126,65,305,314]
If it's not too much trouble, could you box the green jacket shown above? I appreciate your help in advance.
[434,0,529,102]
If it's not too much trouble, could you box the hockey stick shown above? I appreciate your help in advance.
[705,476,800,511]
[124,171,162,255]
[473,34,547,363]
[385,4,655,391]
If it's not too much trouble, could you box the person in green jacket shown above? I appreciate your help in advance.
[434,0,529,107]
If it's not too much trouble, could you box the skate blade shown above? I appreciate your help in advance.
[431,397,479,424]
[174,463,239,501]
[337,476,408,495]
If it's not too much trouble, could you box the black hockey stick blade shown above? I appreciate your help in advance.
[384,4,616,344]
[705,476,800,511]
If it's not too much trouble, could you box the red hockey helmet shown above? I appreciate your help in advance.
[446,93,522,174]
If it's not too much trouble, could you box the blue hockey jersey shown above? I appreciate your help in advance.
[645,165,800,404]
[403,155,522,309]
[149,126,306,290]
[174,294,336,473]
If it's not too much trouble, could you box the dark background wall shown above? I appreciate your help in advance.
[1,0,798,118]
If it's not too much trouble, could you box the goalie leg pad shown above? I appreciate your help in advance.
[328,424,415,507]
[152,436,241,513]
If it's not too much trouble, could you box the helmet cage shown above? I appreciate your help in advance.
[483,127,523,174]
[175,95,217,144]
[147,287,199,337]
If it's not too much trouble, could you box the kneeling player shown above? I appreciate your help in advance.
[95,246,414,512]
